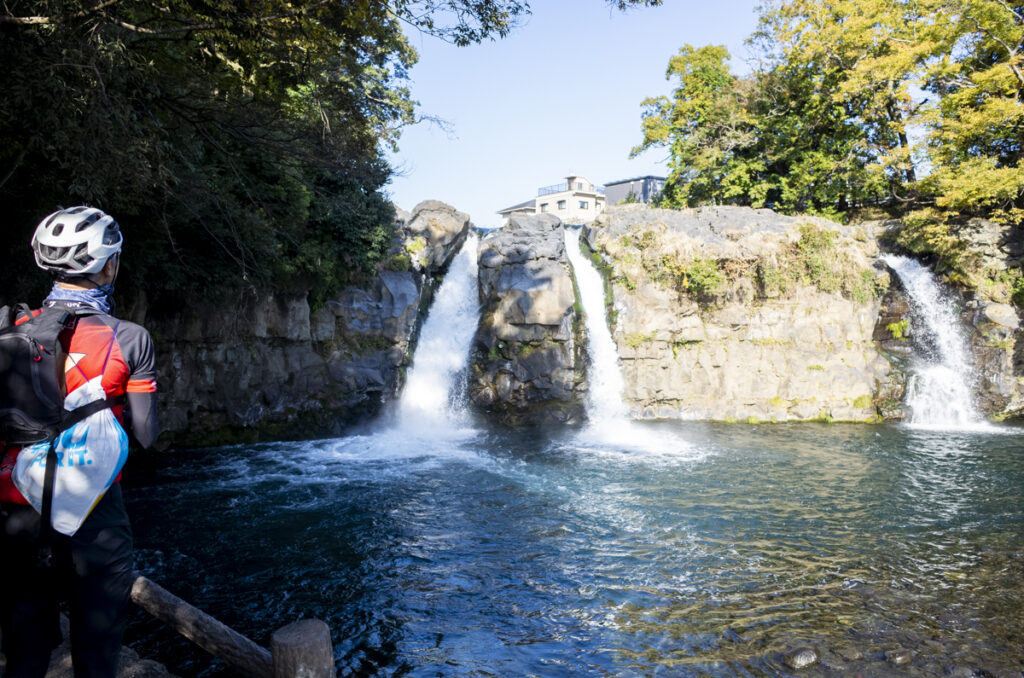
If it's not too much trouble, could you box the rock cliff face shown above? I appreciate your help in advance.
[469,214,583,426]
[969,300,1023,417]
[147,201,469,446]
[584,205,895,422]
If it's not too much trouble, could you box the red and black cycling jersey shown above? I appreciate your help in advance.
[0,309,158,504]
[63,314,158,412]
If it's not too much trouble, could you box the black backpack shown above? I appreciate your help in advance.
[0,303,78,445]
[0,301,122,561]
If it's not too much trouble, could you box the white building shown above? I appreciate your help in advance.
[498,175,607,224]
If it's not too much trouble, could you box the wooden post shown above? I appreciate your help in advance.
[271,619,334,678]
[131,576,273,678]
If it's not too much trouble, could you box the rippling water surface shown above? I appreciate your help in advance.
[123,422,1024,677]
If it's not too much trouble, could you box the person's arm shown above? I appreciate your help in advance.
[126,391,159,449]
[124,323,160,449]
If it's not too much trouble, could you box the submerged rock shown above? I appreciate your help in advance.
[885,647,913,665]
[782,646,820,670]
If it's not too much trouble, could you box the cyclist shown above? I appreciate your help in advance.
[0,206,159,678]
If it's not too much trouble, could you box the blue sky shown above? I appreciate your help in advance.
[385,0,764,226]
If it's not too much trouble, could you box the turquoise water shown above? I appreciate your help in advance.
[123,422,1024,676]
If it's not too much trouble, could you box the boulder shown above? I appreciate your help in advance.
[470,214,583,425]
[392,200,470,273]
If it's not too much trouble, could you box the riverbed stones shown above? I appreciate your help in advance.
[836,646,865,661]
[885,647,913,665]
[585,205,893,422]
[470,214,583,425]
[782,646,820,670]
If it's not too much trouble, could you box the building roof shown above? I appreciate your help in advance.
[604,175,666,186]
[496,198,536,215]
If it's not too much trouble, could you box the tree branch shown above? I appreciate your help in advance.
[2,0,122,25]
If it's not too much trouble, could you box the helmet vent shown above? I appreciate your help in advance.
[52,224,64,236]
[76,212,101,232]
[103,224,121,245]
[72,243,90,265]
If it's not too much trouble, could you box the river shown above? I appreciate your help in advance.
[122,231,1023,676]
[122,421,1024,676]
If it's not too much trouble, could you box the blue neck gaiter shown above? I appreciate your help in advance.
[44,283,115,315]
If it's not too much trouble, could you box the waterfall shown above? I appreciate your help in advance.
[564,227,629,420]
[881,254,985,429]
[397,233,480,430]
[564,227,691,456]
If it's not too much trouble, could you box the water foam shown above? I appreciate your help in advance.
[881,254,994,431]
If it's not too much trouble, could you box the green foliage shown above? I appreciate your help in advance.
[670,338,701,359]
[616,223,879,305]
[1,0,662,309]
[983,332,1014,350]
[647,254,724,299]
[886,319,910,340]
[636,0,1024,225]
[790,224,883,301]
[387,253,413,272]
[796,223,842,292]
[349,333,395,354]
[624,332,655,348]
[1013,274,1024,308]
[0,0,413,308]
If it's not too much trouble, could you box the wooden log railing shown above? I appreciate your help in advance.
[131,575,334,678]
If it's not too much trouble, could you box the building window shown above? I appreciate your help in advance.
[576,182,583,190]
[579,200,588,209]
[557,200,566,210]
[540,203,548,213]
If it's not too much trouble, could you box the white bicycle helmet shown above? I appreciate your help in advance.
[32,206,123,275]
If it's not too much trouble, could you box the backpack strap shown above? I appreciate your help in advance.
[0,302,36,330]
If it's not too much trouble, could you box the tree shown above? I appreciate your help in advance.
[640,0,1023,224]
[916,0,1024,221]
[632,45,761,208]
[1,0,664,308]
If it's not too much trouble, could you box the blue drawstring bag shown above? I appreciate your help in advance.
[14,375,129,535]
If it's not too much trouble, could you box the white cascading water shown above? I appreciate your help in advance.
[881,254,984,429]
[564,227,691,456]
[397,233,480,431]
[564,227,629,421]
